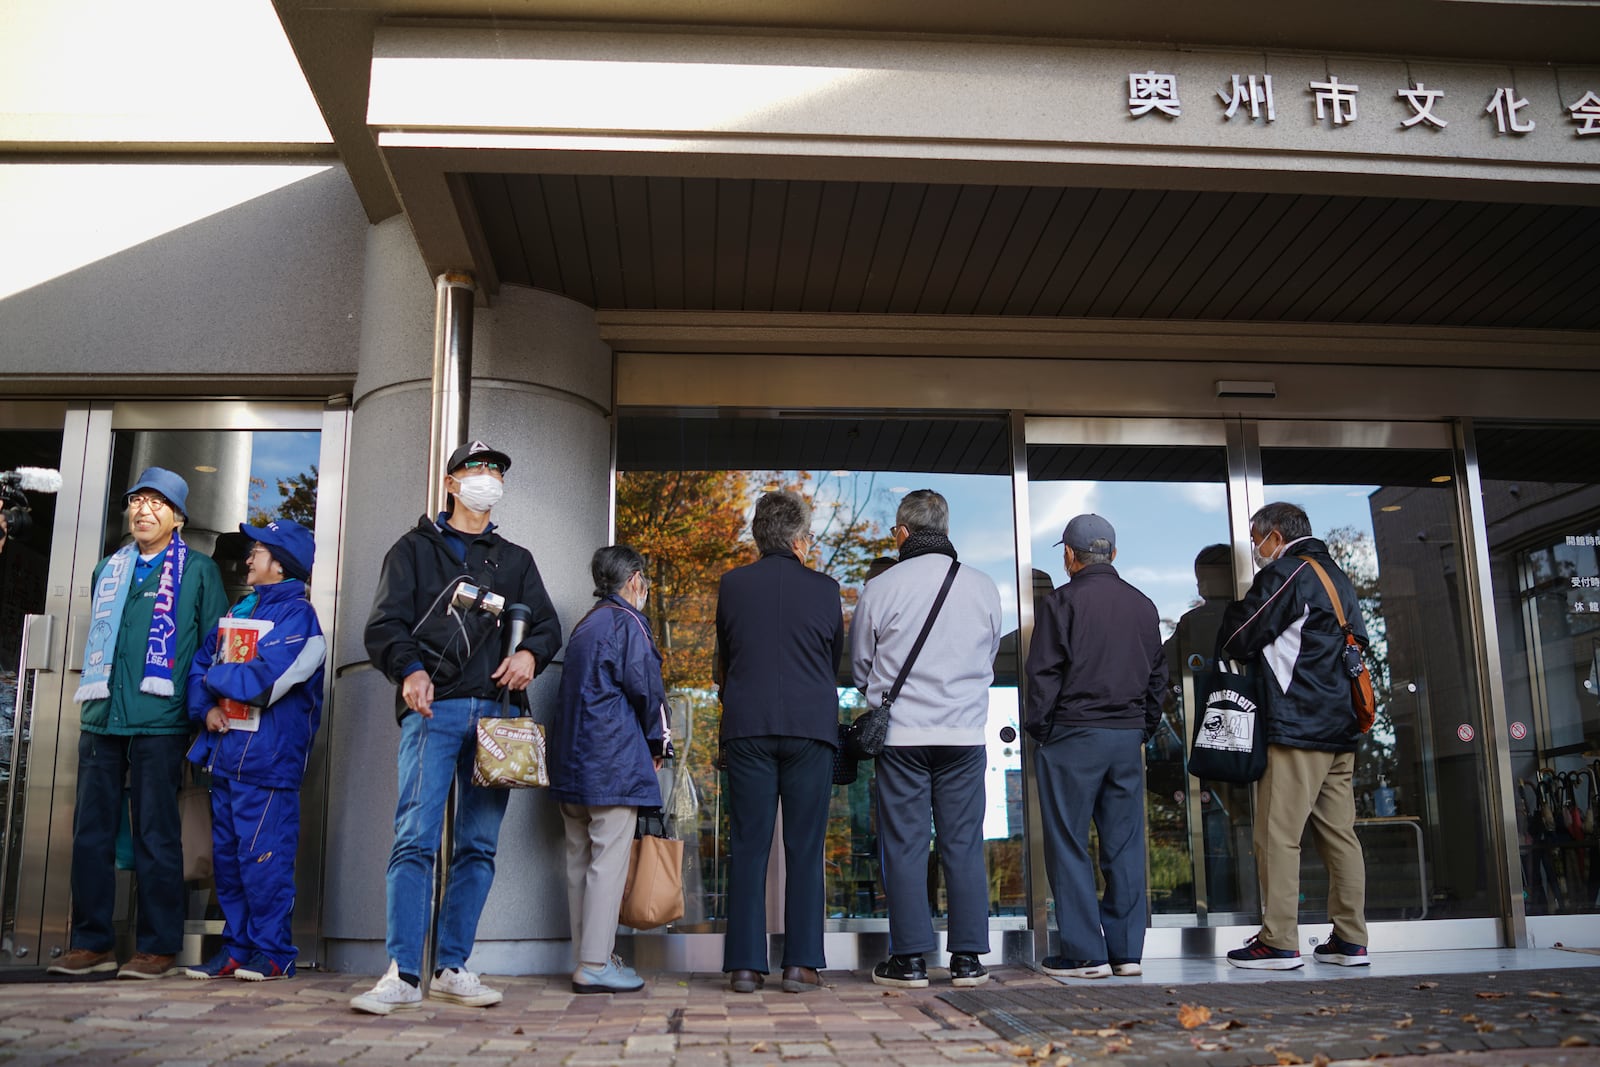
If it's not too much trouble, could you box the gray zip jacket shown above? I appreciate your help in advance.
[850,553,1003,747]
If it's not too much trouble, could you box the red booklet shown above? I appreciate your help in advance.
[215,617,273,732]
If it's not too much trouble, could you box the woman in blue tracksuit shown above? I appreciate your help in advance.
[549,544,672,995]
[183,519,325,983]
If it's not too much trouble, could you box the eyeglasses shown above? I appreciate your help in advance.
[459,460,504,473]
[247,544,271,560]
[127,493,170,513]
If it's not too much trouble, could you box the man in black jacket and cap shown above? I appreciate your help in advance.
[1024,514,1166,980]
[352,441,561,1015]
[1219,502,1369,971]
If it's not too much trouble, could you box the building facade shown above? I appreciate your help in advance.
[1,0,1598,975]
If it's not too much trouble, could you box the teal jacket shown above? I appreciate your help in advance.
[79,547,227,736]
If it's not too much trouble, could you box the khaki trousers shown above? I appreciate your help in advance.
[1253,744,1367,950]
[560,803,637,967]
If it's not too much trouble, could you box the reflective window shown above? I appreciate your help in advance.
[615,415,1022,931]
[1477,423,1600,918]
[1026,442,1242,921]
[1261,443,1490,920]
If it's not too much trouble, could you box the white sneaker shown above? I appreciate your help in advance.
[1112,962,1142,976]
[428,966,502,1007]
[350,961,422,1015]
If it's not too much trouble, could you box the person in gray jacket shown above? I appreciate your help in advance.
[851,490,1002,989]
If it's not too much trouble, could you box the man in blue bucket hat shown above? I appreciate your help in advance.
[49,467,227,980]
[183,518,325,983]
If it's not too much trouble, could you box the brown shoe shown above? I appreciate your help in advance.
[47,948,117,976]
[728,969,764,993]
[117,953,177,980]
[781,966,822,993]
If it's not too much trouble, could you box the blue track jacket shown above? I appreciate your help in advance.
[186,579,327,790]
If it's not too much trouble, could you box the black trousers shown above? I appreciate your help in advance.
[722,735,833,973]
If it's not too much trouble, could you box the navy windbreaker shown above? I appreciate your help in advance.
[549,595,672,808]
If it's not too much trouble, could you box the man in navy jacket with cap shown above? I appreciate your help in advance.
[1024,514,1166,980]
[184,518,324,982]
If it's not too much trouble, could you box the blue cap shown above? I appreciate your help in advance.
[1055,513,1117,553]
[239,518,315,582]
[127,467,190,518]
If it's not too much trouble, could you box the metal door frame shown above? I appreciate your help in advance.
[1016,415,1516,957]
[3,399,346,970]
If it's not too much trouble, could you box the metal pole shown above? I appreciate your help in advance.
[424,271,475,985]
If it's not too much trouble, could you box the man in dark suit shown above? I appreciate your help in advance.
[715,491,845,994]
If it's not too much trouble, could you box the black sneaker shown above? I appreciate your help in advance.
[1313,934,1369,967]
[872,954,928,989]
[948,953,988,987]
[1040,956,1111,979]
[1226,935,1303,970]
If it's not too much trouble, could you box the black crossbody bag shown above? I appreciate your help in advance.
[841,558,962,761]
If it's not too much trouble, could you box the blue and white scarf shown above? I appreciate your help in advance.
[73,531,189,703]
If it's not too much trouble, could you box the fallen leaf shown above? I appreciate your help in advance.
[1460,1013,1482,1023]
[1475,991,1511,999]
[750,1041,768,1053]
[1211,1019,1249,1031]
[1415,981,1439,990]
[1395,1017,1414,1030]
[1275,1051,1306,1065]
[1561,1036,1592,1047]
[1056,1057,1075,1067]
[1178,1003,1214,1029]
[1529,990,1564,999]
[1194,1040,1226,1052]
[1103,1040,1132,1055]
[1071,1028,1121,1038]
[1439,1008,1455,1015]
[512,1027,524,1035]
[1312,1054,1332,1067]
[882,990,902,998]
[1037,1043,1055,1057]
[1418,1041,1444,1051]
[1476,1022,1496,1033]
[1309,1006,1340,1017]
[1577,1012,1600,1024]
[1115,1019,1144,1030]
[1008,1044,1033,1058]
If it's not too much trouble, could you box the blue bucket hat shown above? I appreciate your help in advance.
[239,518,316,582]
[126,467,190,518]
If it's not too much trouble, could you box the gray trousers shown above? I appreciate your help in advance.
[560,803,636,967]
[875,744,990,957]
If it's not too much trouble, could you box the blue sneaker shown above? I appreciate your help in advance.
[1226,935,1303,970]
[571,958,644,994]
[235,953,295,982]
[184,950,244,981]
[1313,934,1369,966]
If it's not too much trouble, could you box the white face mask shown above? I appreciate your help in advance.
[1251,532,1281,571]
[453,474,504,514]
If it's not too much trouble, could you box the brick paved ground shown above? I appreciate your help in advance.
[0,964,1596,1066]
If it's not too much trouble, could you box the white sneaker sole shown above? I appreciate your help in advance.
[47,961,118,976]
[950,972,989,987]
[871,973,929,989]
[350,995,421,1015]
[1043,964,1112,979]
[1314,953,1369,966]
[1226,956,1304,970]
[1112,963,1142,977]
[428,989,502,1006]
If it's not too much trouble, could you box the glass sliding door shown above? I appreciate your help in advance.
[1024,419,1245,924]
[1475,423,1600,924]
[1258,422,1497,923]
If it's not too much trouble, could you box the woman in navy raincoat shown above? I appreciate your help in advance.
[549,545,671,994]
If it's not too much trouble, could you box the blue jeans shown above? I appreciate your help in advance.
[71,731,188,955]
[385,697,510,974]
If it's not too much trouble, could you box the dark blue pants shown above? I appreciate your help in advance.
[722,736,833,973]
[876,744,990,957]
[212,777,301,967]
[1034,726,1148,964]
[71,731,188,955]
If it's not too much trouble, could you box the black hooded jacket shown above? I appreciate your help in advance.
[365,515,562,720]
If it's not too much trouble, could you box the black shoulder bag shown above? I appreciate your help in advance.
[842,559,962,761]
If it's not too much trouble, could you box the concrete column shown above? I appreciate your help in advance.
[323,214,612,974]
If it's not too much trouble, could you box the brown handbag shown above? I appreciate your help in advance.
[619,811,684,929]
[1299,556,1377,733]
